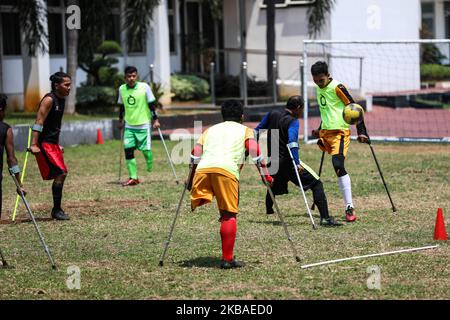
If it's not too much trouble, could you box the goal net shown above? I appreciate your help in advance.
[302,40,450,143]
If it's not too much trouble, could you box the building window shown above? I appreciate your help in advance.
[1,12,21,55]
[48,13,64,54]
[260,0,315,8]
[168,0,177,54]
[46,0,61,6]
[105,14,121,43]
[421,2,435,38]
[128,30,145,54]
[0,0,18,5]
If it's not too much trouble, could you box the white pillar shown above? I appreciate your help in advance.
[22,0,51,112]
[434,0,445,39]
[152,0,172,105]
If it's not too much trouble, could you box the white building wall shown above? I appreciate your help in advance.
[2,58,24,109]
[322,0,422,95]
[223,0,330,86]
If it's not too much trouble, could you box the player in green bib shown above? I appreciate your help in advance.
[118,66,161,186]
[311,61,369,222]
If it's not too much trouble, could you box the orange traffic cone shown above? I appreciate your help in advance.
[96,128,104,144]
[434,208,447,241]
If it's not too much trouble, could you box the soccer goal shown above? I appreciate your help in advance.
[301,40,450,143]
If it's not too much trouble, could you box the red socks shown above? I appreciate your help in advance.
[220,214,237,262]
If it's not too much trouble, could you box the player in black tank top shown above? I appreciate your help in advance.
[0,94,26,219]
[30,72,71,221]
[39,92,65,144]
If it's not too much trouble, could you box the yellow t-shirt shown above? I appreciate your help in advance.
[196,121,254,180]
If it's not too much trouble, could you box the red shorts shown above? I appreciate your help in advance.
[34,142,68,180]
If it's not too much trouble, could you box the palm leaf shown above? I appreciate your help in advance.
[123,0,160,51]
[16,0,48,55]
[307,0,335,38]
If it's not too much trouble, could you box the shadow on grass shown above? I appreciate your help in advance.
[0,217,53,225]
[246,219,284,226]
[106,181,122,185]
[178,256,222,268]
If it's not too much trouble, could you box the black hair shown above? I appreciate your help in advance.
[286,95,304,110]
[221,100,244,122]
[0,94,7,110]
[311,61,329,76]
[50,72,71,91]
[124,66,138,75]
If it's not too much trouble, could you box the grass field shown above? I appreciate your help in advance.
[0,139,449,300]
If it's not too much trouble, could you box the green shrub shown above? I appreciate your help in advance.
[421,64,450,81]
[150,82,165,109]
[171,74,209,101]
[214,74,268,98]
[76,86,117,114]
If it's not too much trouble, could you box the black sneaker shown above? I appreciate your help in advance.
[320,216,343,227]
[266,207,275,215]
[51,208,70,221]
[220,259,245,269]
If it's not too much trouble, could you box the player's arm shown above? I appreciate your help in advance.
[356,120,370,143]
[30,96,53,154]
[335,83,355,106]
[287,120,303,172]
[186,143,203,190]
[148,100,160,129]
[5,128,26,195]
[145,83,160,129]
[312,121,322,138]
[117,89,125,130]
[187,131,207,190]
[118,104,125,130]
[246,138,273,186]
[253,112,271,141]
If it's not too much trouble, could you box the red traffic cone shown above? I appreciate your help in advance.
[96,128,104,144]
[434,208,448,241]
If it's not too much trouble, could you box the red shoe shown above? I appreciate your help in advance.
[345,206,357,222]
[122,178,140,186]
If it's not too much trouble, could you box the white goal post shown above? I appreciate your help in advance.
[302,39,450,143]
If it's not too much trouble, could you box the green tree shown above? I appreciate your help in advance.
[16,0,160,114]
[264,0,335,97]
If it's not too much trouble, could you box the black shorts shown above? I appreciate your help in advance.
[270,160,319,196]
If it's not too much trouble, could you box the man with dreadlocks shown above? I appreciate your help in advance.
[30,71,71,220]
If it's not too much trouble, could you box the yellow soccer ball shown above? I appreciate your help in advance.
[343,103,364,125]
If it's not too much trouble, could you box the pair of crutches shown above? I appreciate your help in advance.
[118,127,179,184]
[311,141,397,213]
[6,127,56,270]
[159,160,303,267]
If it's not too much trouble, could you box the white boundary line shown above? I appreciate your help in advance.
[301,245,439,269]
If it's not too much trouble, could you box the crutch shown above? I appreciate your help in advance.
[311,151,325,210]
[118,127,124,184]
[286,145,317,230]
[257,164,301,262]
[159,164,195,266]
[157,127,180,184]
[9,170,57,270]
[367,140,397,213]
[12,127,32,221]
